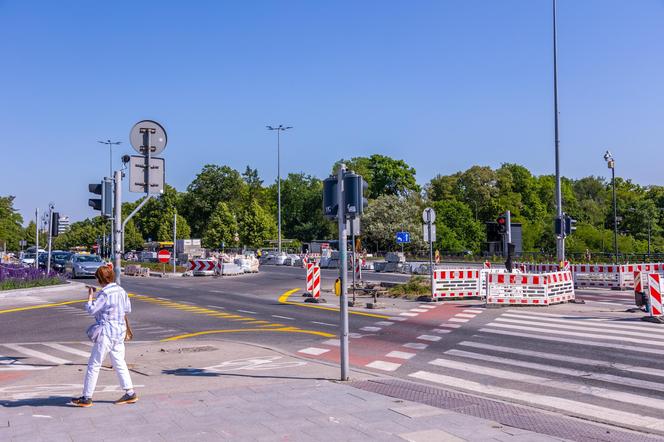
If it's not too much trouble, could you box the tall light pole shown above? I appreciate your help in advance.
[604,150,618,264]
[553,0,565,262]
[266,125,293,254]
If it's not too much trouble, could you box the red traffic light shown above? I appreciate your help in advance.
[497,216,506,224]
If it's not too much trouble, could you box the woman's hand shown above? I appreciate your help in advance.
[87,286,96,301]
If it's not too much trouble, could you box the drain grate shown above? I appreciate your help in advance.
[350,378,662,442]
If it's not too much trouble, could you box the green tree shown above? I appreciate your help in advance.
[0,196,24,251]
[202,202,238,249]
[362,194,425,253]
[180,165,245,237]
[432,200,484,253]
[276,173,333,242]
[238,200,276,247]
[334,154,419,198]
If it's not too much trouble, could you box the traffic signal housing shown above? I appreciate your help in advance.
[51,211,60,237]
[89,178,112,218]
[496,215,507,234]
[322,176,338,220]
[343,172,369,218]
[565,216,577,235]
[554,217,563,236]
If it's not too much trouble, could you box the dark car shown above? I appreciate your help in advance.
[37,251,73,272]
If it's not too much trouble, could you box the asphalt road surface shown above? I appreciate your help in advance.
[1,266,662,438]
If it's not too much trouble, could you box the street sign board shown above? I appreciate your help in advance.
[422,207,436,224]
[423,224,436,243]
[346,218,360,235]
[396,231,410,244]
[158,249,171,263]
[129,155,165,194]
[130,120,167,155]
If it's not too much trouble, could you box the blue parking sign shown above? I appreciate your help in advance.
[396,231,410,244]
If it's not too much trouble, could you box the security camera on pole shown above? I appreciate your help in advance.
[422,207,436,299]
[322,165,368,381]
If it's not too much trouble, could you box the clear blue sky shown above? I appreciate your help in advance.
[1,0,663,224]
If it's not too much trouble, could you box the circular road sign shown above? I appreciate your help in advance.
[130,120,167,155]
[422,207,436,224]
[158,249,171,263]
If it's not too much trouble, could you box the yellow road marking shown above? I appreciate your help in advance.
[161,326,335,342]
[0,299,86,314]
[278,288,390,319]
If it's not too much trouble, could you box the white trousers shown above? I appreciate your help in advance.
[82,334,133,398]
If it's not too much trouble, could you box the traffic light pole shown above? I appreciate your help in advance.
[46,204,54,274]
[337,164,349,381]
[114,170,122,284]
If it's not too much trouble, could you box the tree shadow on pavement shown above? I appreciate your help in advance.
[162,368,333,381]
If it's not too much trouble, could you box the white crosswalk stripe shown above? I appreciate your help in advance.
[407,309,664,429]
[0,342,92,370]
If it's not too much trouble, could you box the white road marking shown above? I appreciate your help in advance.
[386,351,416,360]
[506,309,664,329]
[272,315,295,321]
[360,326,382,332]
[488,321,664,347]
[388,317,408,321]
[323,339,340,347]
[417,335,442,342]
[0,355,51,371]
[445,349,664,392]
[400,312,419,317]
[501,312,664,336]
[211,290,225,293]
[433,354,664,410]
[3,344,70,365]
[458,340,664,378]
[311,321,336,327]
[463,309,483,313]
[206,305,226,309]
[431,329,451,334]
[584,301,630,307]
[366,360,402,371]
[42,343,89,358]
[237,309,257,314]
[403,343,428,350]
[374,321,394,326]
[480,328,663,355]
[439,323,462,328]
[448,318,469,323]
[454,313,476,319]
[410,308,428,313]
[408,371,664,431]
[298,347,330,356]
[419,305,437,309]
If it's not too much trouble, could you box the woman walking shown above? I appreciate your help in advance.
[71,265,137,407]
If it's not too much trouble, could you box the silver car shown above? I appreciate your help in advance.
[66,254,106,278]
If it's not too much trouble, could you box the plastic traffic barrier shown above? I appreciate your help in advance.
[433,269,482,299]
[486,271,575,306]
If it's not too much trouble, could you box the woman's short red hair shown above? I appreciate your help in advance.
[95,265,115,285]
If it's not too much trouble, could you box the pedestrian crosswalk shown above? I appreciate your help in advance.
[1,342,92,370]
[410,309,664,431]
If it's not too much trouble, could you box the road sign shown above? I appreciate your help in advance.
[423,224,436,242]
[422,207,436,224]
[129,155,165,194]
[396,231,410,244]
[158,249,171,263]
[130,120,167,155]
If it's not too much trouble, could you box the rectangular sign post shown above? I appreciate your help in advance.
[423,208,436,299]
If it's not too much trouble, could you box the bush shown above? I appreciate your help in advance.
[388,276,431,299]
[0,264,65,291]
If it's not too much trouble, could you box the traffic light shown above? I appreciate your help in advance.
[554,217,563,235]
[51,212,60,237]
[89,178,112,218]
[565,215,577,235]
[322,176,338,220]
[342,172,369,218]
[496,215,507,234]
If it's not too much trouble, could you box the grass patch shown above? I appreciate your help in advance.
[388,276,431,299]
[0,277,65,291]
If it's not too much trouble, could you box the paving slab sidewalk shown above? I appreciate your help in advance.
[0,339,564,442]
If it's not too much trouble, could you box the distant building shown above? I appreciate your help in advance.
[58,215,70,234]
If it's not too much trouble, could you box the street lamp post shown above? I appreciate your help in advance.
[553,0,565,262]
[604,150,618,264]
[266,125,293,254]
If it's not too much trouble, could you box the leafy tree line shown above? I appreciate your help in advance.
[2,154,663,256]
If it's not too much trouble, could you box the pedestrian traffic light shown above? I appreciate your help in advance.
[496,215,507,234]
[51,212,60,237]
[342,172,369,218]
[565,216,577,235]
[89,178,112,218]
[323,176,338,220]
[358,177,368,215]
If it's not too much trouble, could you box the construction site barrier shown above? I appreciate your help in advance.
[433,269,482,299]
[648,273,663,317]
[305,263,321,298]
[486,271,575,306]
[124,265,149,277]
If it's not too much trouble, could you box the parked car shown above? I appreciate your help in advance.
[259,252,288,266]
[20,252,37,266]
[51,251,73,273]
[283,254,303,267]
[65,254,105,278]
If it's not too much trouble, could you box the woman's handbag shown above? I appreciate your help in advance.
[125,316,134,341]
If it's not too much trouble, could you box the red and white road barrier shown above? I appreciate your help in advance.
[648,273,663,317]
[188,259,217,275]
[306,262,315,292]
[354,257,362,281]
[433,269,482,299]
[305,262,322,298]
[486,271,575,306]
[483,261,491,269]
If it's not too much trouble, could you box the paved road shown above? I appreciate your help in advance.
[2,268,663,437]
